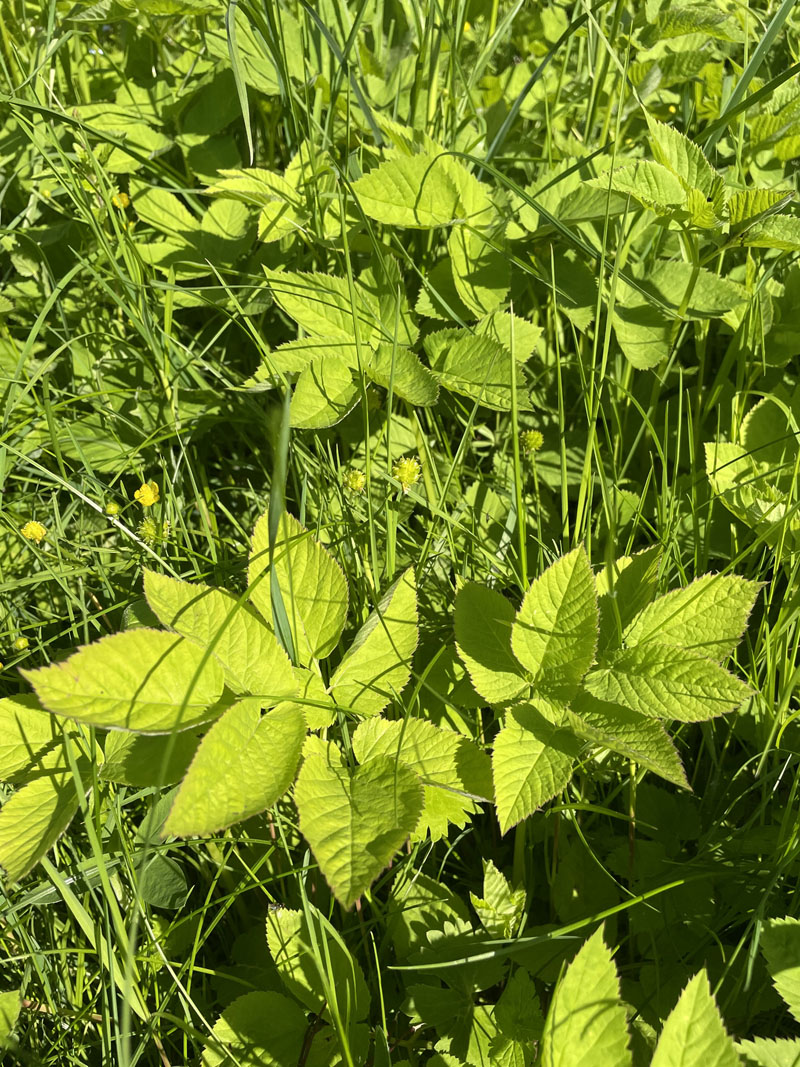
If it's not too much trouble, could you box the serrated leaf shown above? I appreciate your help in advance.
[290,667,336,730]
[0,758,85,884]
[624,574,759,662]
[266,905,370,1019]
[144,571,297,700]
[291,356,359,429]
[248,511,348,665]
[641,6,743,45]
[737,1037,800,1067]
[541,927,632,1067]
[100,730,199,787]
[424,329,531,410]
[584,644,752,723]
[352,716,492,840]
[651,971,740,1067]
[512,548,598,707]
[130,178,196,238]
[595,160,686,212]
[359,257,419,347]
[0,695,64,780]
[329,568,417,716]
[596,547,662,651]
[22,631,226,733]
[455,582,528,705]
[293,744,423,908]
[761,918,800,1023]
[352,153,461,227]
[263,268,380,343]
[470,860,528,939]
[728,190,791,226]
[448,224,510,317]
[163,700,305,836]
[364,344,439,406]
[493,705,580,833]
[568,690,688,788]
[201,991,308,1067]
[647,118,721,200]
[476,310,542,363]
[741,217,800,251]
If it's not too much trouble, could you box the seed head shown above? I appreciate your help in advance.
[343,469,366,494]
[138,517,170,545]
[392,456,421,493]
[134,481,160,508]
[520,429,544,456]
[21,521,47,544]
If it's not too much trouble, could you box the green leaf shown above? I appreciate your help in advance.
[455,582,528,705]
[22,631,226,733]
[143,571,297,700]
[624,574,760,662]
[424,329,532,410]
[647,118,721,200]
[596,160,687,212]
[470,860,527,939]
[0,988,21,1045]
[728,190,791,226]
[761,918,800,1023]
[0,695,64,780]
[737,1037,800,1067]
[352,716,492,840]
[596,547,662,652]
[290,667,336,730]
[495,968,544,1043]
[293,740,423,908]
[99,730,199,787]
[351,153,461,227]
[329,567,418,716]
[568,690,689,789]
[290,356,359,429]
[201,991,308,1067]
[266,905,370,1019]
[359,257,420,347]
[541,926,632,1067]
[130,178,197,238]
[163,700,305,837]
[0,758,84,884]
[263,268,380,343]
[476,310,542,363]
[364,344,439,406]
[512,547,598,708]
[741,217,800,251]
[584,645,752,723]
[650,971,740,1067]
[248,511,348,665]
[492,705,580,834]
[448,224,510,317]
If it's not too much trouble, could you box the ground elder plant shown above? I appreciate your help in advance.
[3,0,800,1063]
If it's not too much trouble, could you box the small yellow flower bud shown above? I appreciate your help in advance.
[13,636,29,652]
[112,191,130,209]
[392,456,421,493]
[105,501,120,516]
[134,481,160,508]
[520,429,544,456]
[21,521,47,544]
[343,469,366,493]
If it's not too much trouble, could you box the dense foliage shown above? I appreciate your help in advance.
[1,0,800,1064]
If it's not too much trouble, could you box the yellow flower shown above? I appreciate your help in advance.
[21,520,47,544]
[392,456,421,493]
[112,191,130,209]
[343,469,366,493]
[134,481,160,508]
[13,636,29,652]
